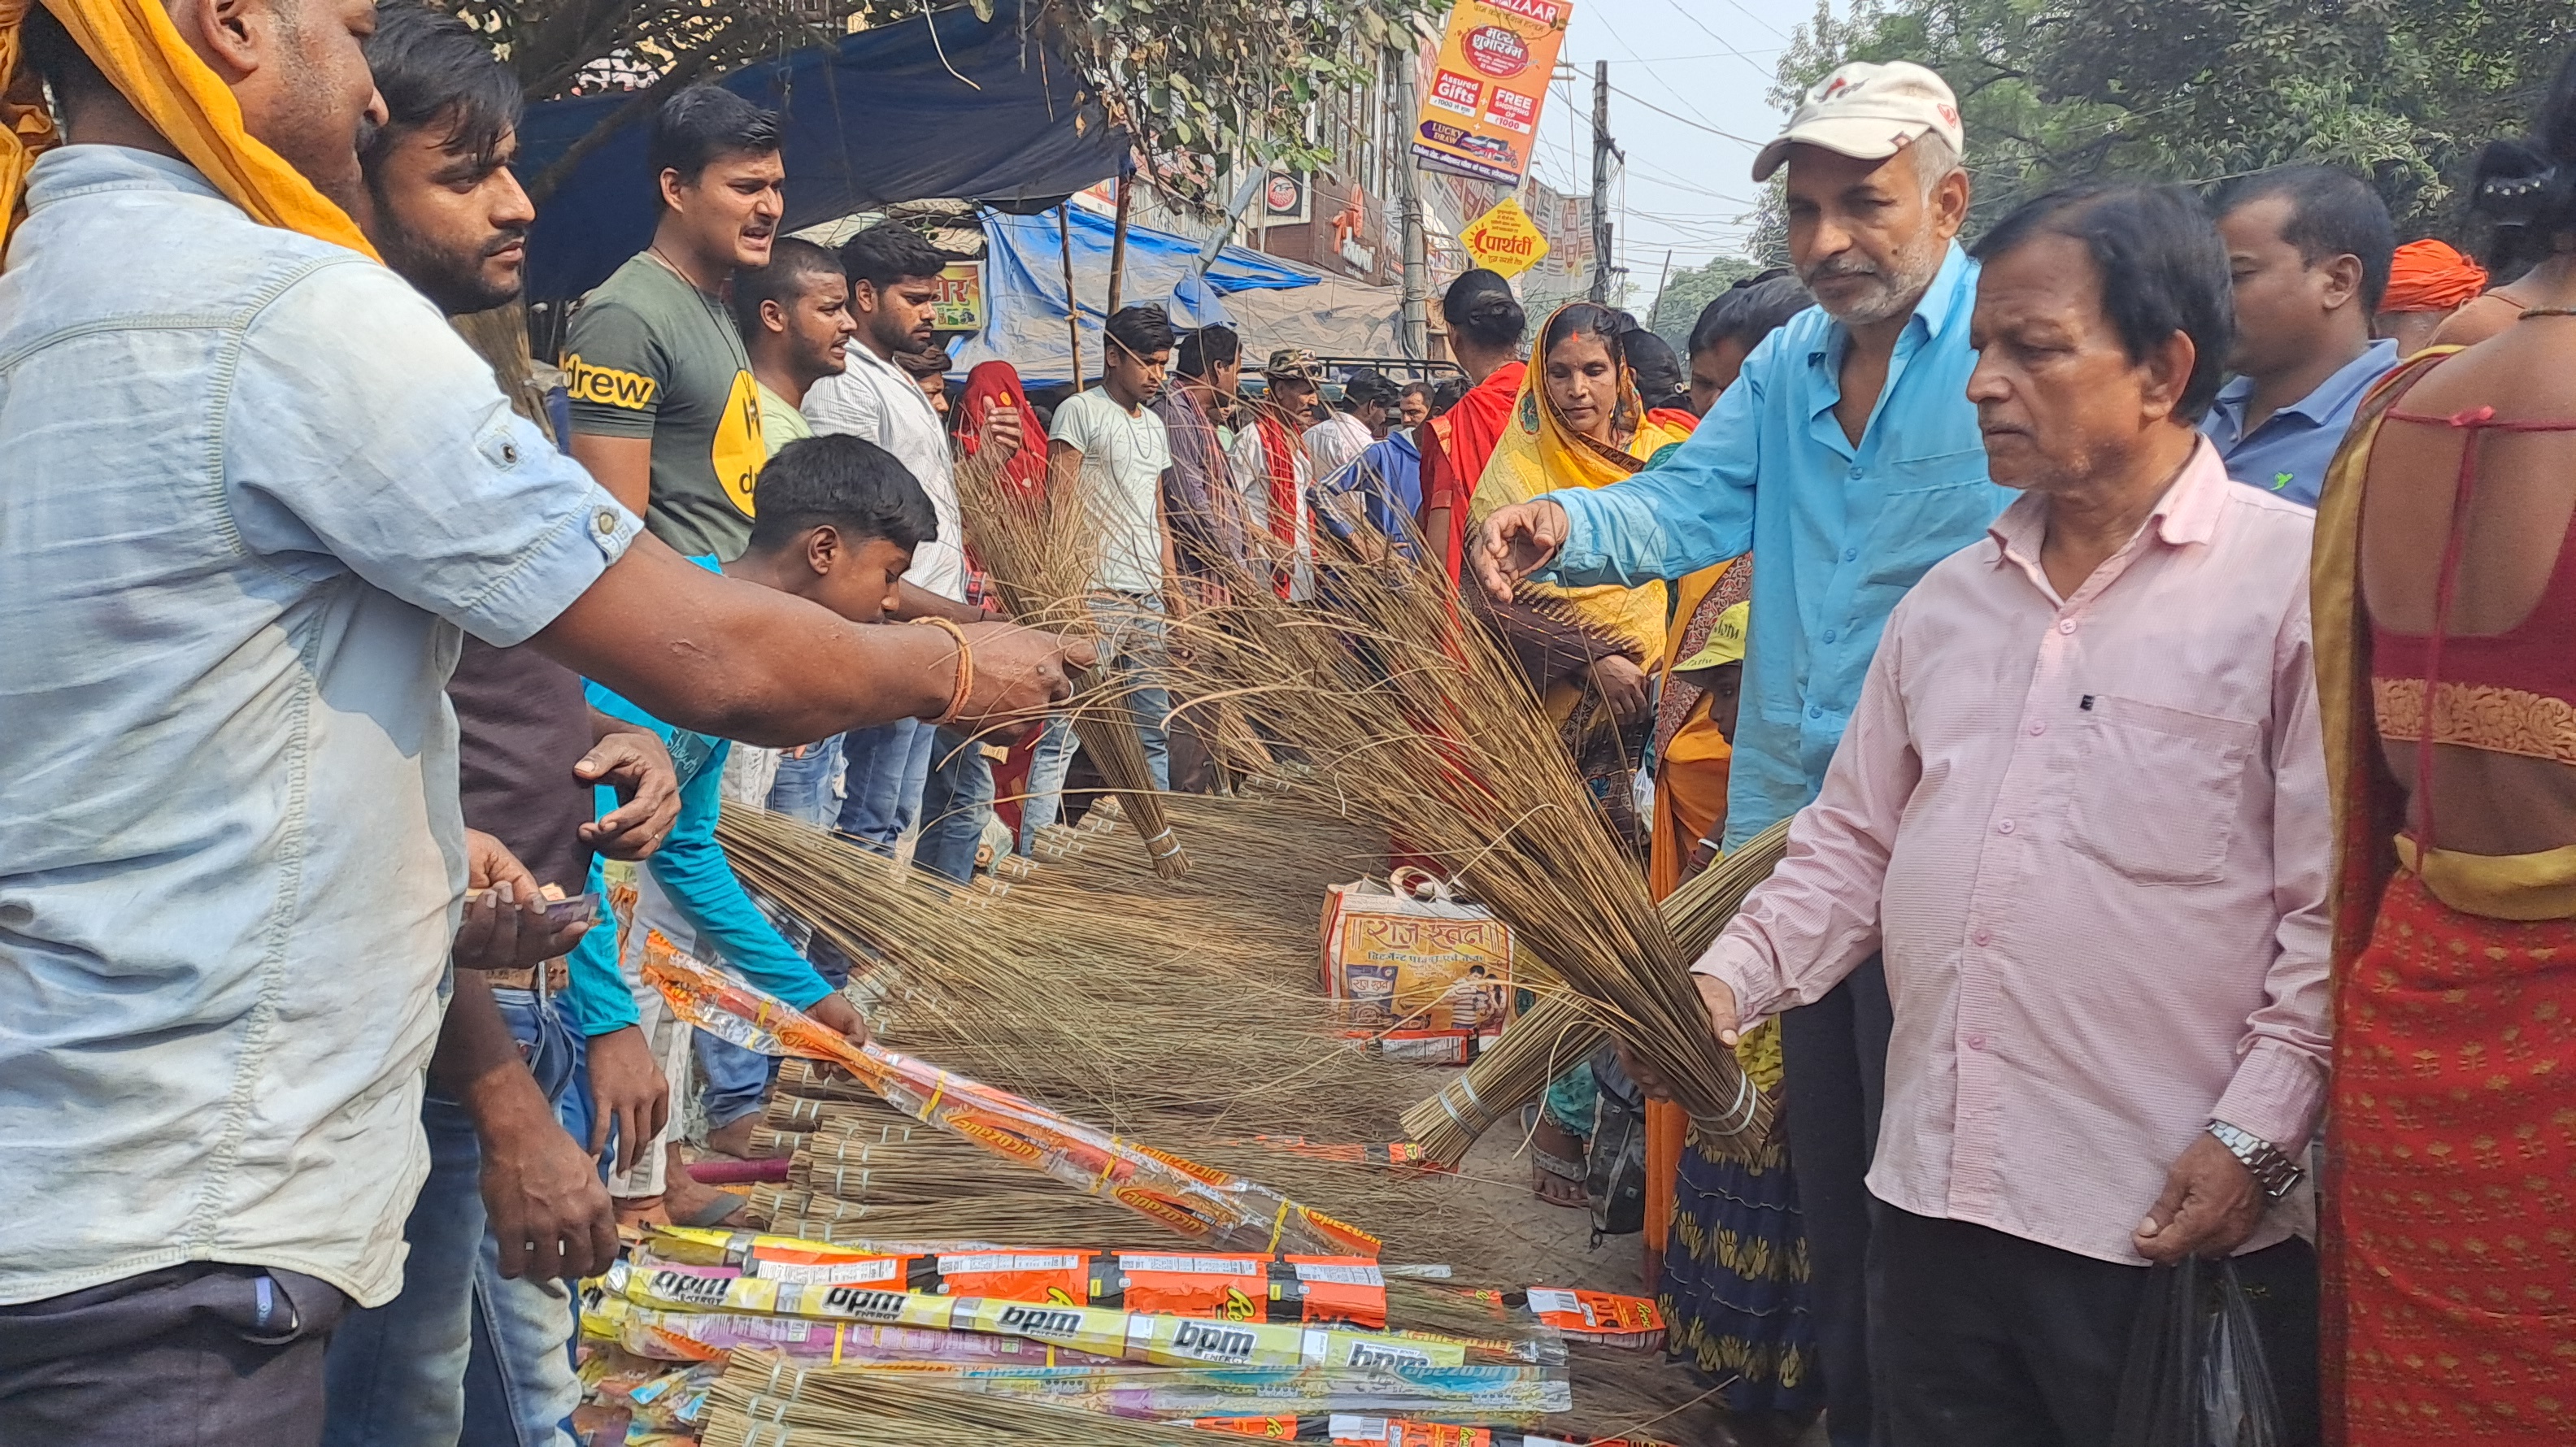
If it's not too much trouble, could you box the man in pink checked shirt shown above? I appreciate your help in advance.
[1684,180,2331,1445]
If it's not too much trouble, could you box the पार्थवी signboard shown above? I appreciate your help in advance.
[1411,0,1572,185]
[1459,196,1551,279]
[933,261,986,331]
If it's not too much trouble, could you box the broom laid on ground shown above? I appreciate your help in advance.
[1158,554,1773,1152]
[1403,817,1795,1166]
[954,424,1187,879]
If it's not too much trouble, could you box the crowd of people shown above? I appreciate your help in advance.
[0,2,2573,1445]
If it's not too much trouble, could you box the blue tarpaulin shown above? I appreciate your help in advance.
[517,9,1129,300]
[952,204,1320,389]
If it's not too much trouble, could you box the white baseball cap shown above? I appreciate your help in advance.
[1751,61,1964,183]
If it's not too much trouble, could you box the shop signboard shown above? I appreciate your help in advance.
[1409,0,1573,186]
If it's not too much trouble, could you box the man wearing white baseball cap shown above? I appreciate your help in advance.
[1473,60,2009,1447]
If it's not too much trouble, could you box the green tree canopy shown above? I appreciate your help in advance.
[1773,0,2576,241]
[1647,254,1766,351]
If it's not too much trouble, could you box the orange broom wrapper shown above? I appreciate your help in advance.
[640,932,1381,1259]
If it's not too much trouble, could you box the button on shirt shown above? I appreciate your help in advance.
[1694,441,2331,1265]
[804,345,967,601]
[1538,244,2012,849]
[2200,337,2400,507]
[0,147,641,1307]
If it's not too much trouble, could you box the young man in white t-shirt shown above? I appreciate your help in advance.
[798,222,1020,881]
[1025,305,1181,845]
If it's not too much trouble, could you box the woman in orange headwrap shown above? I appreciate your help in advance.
[2373,238,2490,356]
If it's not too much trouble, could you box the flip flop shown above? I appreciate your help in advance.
[670,1190,748,1228]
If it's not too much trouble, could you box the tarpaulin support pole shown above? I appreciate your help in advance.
[1060,205,1081,387]
[1107,172,1133,319]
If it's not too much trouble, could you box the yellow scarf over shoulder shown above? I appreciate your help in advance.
[0,0,374,259]
[1466,306,1695,666]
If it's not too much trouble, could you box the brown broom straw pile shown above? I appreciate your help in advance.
[952,429,1187,880]
[1402,817,1795,1165]
[718,802,1427,1142]
[1155,552,1772,1150]
[700,1349,1234,1447]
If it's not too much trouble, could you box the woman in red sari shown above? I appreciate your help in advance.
[2315,55,2576,1445]
[1418,270,1528,584]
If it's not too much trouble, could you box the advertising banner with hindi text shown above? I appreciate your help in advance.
[1410,0,1573,186]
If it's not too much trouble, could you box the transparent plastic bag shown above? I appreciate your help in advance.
[2110,1255,2284,1447]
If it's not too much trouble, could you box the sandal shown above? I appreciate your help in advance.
[1526,1103,1589,1209]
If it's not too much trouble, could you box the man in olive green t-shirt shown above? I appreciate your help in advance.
[564,85,782,559]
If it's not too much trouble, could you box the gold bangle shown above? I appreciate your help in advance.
[910,616,973,725]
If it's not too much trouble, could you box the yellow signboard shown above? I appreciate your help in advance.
[933,261,986,331]
[1460,197,1551,278]
[1410,0,1573,185]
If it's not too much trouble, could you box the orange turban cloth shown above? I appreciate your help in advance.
[2382,238,2490,313]
[0,0,376,262]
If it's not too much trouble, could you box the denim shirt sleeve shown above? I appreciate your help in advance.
[1538,349,1765,587]
[224,260,640,646]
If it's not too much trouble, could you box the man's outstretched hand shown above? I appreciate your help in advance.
[1469,499,1572,604]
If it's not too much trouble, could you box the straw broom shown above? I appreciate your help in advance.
[1403,818,1795,1165]
[1156,554,1773,1149]
[700,1349,1237,1447]
[953,435,1188,879]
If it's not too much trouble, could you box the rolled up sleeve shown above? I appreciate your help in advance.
[226,262,639,645]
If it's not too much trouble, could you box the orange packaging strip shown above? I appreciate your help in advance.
[640,932,1382,1259]
[1516,1288,1664,1349]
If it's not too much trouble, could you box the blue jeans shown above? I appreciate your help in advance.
[834,719,933,850]
[322,989,588,1447]
[765,736,844,826]
[696,1028,776,1132]
[1017,712,1079,854]
[914,727,995,883]
[1018,597,1173,853]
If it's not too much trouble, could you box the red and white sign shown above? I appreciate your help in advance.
[1464,24,1530,78]
[1482,87,1538,134]
[1429,68,1482,117]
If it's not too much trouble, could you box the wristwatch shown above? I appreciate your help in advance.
[2206,1119,2304,1200]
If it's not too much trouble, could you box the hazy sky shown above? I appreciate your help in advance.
[1520,0,1838,283]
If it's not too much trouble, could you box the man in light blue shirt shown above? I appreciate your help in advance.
[2201,164,2401,507]
[1474,61,2008,1447]
[0,14,1080,1436]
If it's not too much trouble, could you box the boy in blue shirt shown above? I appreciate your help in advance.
[576,433,935,1223]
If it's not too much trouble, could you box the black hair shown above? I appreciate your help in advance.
[1103,304,1177,360]
[838,220,950,292]
[360,1,521,178]
[747,434,938,555]
[1688,268,1811,357]
[2469,48,2576,256]
[1175,324,1241,380]
[2212,163,2397,313]
[1429,377,1469,415]
[730,237,844,341]
[1539,302,1628,369]
[1442,269,1527,353]
[649,85,782,193]
[1399,380,1433,402]
[1622,328,1688,411]
[21,2,108,105]
[1338,368,1400,412]
[894,346,951,380]
[1973,181,2235,424]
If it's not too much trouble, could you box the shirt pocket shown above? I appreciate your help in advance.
[2065,696,2259,884]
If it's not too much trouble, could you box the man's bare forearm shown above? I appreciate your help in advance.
[534,534,951,745]
[430,967,537,1105]
[891,580,985,625]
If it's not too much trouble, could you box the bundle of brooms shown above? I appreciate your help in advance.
[953,433,1186,879]
[1404,817,1795,1167]
[1154,553,1776,1154]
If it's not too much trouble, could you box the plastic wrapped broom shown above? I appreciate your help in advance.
[641,933,1379,1259]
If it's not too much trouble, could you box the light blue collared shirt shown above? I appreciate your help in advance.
[2199,337,2401,507]
[0,146,642,1309]
[1538,243,2011,849]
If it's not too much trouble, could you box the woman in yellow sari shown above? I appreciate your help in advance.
[1468,302,1698,853]
[1469,302,1697,1208]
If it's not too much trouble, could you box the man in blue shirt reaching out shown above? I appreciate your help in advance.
[1473,61,2012,1447]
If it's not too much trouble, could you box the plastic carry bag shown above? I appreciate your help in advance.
[2109,1255,2284,1447]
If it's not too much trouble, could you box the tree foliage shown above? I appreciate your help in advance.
[1773,0,2576,239]
[451,0,1441,206]
[1647,254,1765,350]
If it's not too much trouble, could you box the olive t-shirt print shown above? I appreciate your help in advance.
[564,252,767,559]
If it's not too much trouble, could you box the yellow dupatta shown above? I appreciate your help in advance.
[1466,307,1696,668]
[0,0,376,261]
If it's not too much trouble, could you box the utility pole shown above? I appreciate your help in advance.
[1588,60,1618,305]
[1394,50,1429,358]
